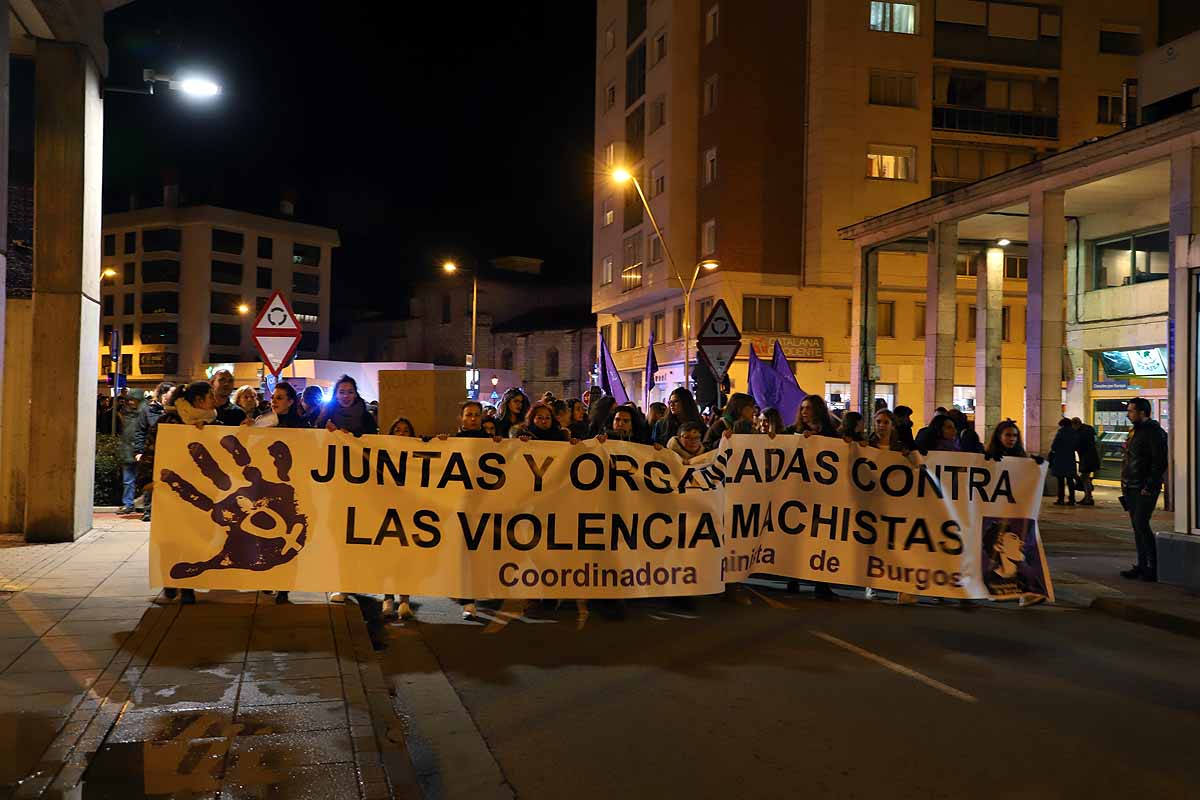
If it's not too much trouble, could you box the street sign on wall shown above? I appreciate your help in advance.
[696,298,741,381]
[252,291,302,377]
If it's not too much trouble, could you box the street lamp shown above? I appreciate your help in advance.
[101,267,117,279]
[106,69,223,98]
[442,260,479,399]
[612,167,719,387]
[237,303,250,315]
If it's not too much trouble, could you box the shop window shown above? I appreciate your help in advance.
[826,382,851,412]
[953,385,976,413]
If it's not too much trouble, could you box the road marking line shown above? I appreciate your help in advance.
[745,586,793,610]
[482,600,526,634]
[663,611,699,619]
[808,629,977,704]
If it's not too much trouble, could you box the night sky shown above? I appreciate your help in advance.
[101,0,598,322]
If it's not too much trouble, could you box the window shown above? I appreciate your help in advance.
[292,272,320,295]
[142,259,180,283]
[602,197,615,227]
[652,312,665,342]
[703,75,718,115]
[122,324,134,347]
[628,0,646,44]
[742,296,791,333]
[141,322,178,345]
[703,147,718,185]
[1100,26,1140,56]
[256,296,269,313]
[123,232,136,254]
[121,353,133,375]
[626,42,647,107]
[258,237,273,259]
[604,82,617,112]
[672,305,684,340]
[501,348,514,370]
[601,255,614,285]
[600,324,612,348]
[696,298,714,329]
[652,30,667,64]
[869,2,917,35]
[604,23,616,54]
[142,291,179,315]
[968,305,977,340]
[650,232,664,264]
[625,107,646,168]
[210,291,242,315]
[257,267,273,290]
[209,323,241,348]
[618,318,644,350]
[650,95,667,131]
[866,144,916,180]
[103,234,115,257]
[545,347,560,377]
[622,234,644,292]
[211,260,243,285]
[299,331,319,353]
[123,263,136,285]
[123,294,134,315]
[294,301,319,323]
[603,142,616,167]
[953,385,976,413]
[1094,228,1169,288]
[143,228,181,252]
[956,252,978,276]
[293,243,321,266]
[1098,94,1123,125]
[869,69,917,108]
[701,219,717,255]
[650,162,666,197]
[102,294,114,317]
[914,302,926,338]
[878,301,895,337]
[212,229,244,255]
[1004,255,1028,279]
[139,352,178,375]
[705,5,719,43]
[932,143,1035,195]
[441,294,452,324]
[826,382,852,412]
[1002,306,1011,341]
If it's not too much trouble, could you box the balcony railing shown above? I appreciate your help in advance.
[933,106,1058,139]
[621,263,643,293]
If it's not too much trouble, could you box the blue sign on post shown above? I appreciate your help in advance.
[265,373,278,395]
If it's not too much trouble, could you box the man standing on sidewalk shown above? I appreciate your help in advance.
[1120,398,1168,582]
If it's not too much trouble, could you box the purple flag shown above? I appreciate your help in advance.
[747,345,782,415]
[598,333,630,405]
[644,330,659,407]
[771,340,806,427]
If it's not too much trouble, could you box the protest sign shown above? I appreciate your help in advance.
[150,429,1051,601]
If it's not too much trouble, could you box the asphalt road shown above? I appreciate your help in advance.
[380,584,1200,800]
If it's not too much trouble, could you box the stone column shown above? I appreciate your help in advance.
[1168,146,1200,531]
[974,247,1004,441]
[924,222,957,421]
[1024,190,1066,456]
[849,245,878,420]
[0,2,11,508]
[25,41,104,542]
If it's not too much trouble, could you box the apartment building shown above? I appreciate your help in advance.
[99,200,338,390]
[593,0,1156,417]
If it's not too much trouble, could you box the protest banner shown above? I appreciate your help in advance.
[150,428,1052,601]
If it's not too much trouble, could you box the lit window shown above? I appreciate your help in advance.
[870,2,917,35]
[603,142,615,167]
[1004,255,1028,279]
[601,255,614,285]
[705,5,719,43]
[701,220,717,256]
[703,147,718,185]
[604,82,617,112]
[602,197,615,227]
[866,144,916,181]
[703,75,718,115]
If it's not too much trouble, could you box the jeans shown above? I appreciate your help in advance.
[121,463,136,509]
[1056,476,1076,503]
[1124,487,1160,572]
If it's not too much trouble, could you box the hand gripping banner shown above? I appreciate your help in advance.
[150,428,1051,601]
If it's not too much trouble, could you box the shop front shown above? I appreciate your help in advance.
[1087,347,1169,481]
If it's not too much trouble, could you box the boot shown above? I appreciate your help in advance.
[1120,564,1142,579]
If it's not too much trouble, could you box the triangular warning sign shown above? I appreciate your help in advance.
[697,298,740,342]
[255,335,301,376]
[253,292,301,332]
[696,340,741,381]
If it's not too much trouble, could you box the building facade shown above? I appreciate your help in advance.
[98,203,339,390]
[593,0,1156,418]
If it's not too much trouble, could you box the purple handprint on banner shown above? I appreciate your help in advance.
[160,435,309,580]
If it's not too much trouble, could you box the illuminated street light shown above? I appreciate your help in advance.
[443,261,458,273]
[176,77,221,97]
[106,69,224,98]
[101,268,117,278]
[997,238,1011,247]
[442,260,478,399]
[237,303,250,315]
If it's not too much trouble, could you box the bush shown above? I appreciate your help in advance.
[94,434,123,506]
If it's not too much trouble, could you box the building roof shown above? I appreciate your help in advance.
[102,205,340,245]
[492,305,596,334]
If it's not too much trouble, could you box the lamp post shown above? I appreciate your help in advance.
[612,168,719,388]
[443,261,479,399]
[106,70,223,98]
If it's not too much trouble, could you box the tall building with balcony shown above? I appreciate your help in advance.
[98,201,339,390]
[593,0,1157,416]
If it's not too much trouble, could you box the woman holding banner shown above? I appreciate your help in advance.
[652,388,703,445]
[495,388,531,438]
[985,420,1027,459]
[788,395,840,600]
[319,376,377,604]
[511,402,569,441]
[868,409,908,453]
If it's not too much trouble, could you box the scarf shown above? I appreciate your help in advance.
[323,398,368,434]
[174,397,217,426]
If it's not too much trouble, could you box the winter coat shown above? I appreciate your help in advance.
[666,435,705,463]
[510,423,567,441]
[118,411,139,464]
[136,399,220,492]
[1048,428,1078,478]
[1121,418,1168,493]
[495,388,530,438]
[868,432,907,452]
[893,421,915,450]
[133,400,164,455]
[1074,424,1101,473]
[214,399,247,427]
[316,397,378,436]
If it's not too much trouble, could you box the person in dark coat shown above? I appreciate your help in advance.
[210,369,247,426]
[1048,418,1078,505]
[510,401,569,441]
[1071,417,1100,506]
[652,387,703,444]
[704,393,756,450]
[316,375,378,436]
[299,386,325,428]
[118,403,139,513]
[984,419,1028,459]
[892,405,916,450]
[1120,398,1169,581]
[788,394,839,600]
[586,395,618,439]
[495,387,531,438]
[914,414,960,453]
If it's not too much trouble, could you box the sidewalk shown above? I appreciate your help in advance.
[0,514,417,799]
[1040,486,1200,638]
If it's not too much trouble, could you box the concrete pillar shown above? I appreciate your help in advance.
[25,41,104,542]
[0,3,11,514]
[849,245,878,421]
[924,222,957,421]
[974,247,1004,441]
[1168,146,1200,532]
[1024,190,1066,456]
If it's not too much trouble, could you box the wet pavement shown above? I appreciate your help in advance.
[0,515,413,799]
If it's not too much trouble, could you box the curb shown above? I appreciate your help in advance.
[1088,596,1200,640]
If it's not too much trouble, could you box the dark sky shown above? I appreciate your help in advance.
[102,1,597,317]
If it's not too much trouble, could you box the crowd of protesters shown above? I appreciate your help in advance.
[102,369,1167,611]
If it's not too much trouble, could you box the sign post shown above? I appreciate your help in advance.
[695,298,742,390]
[109,329,122,435]
[251,292,302,379]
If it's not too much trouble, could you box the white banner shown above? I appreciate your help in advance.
[150,428,1051,601]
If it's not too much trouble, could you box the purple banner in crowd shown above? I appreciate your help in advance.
[599,333,630,405]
